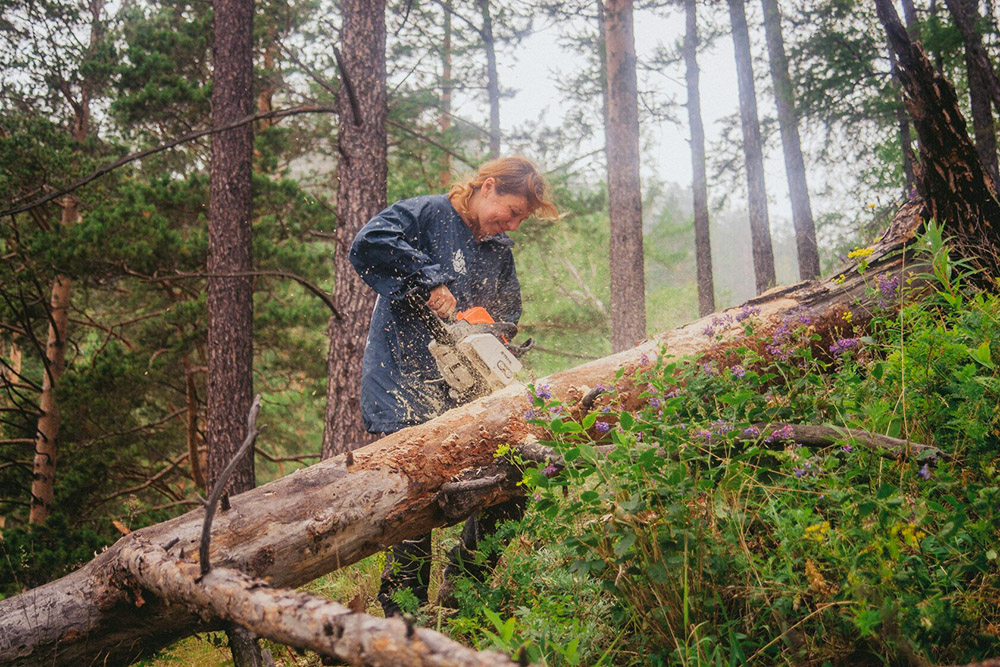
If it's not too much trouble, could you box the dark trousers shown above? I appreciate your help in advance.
[377,496,525,615]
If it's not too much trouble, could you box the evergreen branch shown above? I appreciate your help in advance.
[145,270,341,320]
[0,105,338,218]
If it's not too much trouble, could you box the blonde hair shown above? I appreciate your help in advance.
[449,156,559,221]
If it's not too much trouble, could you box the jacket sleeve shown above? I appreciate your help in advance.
[349,199,451,300]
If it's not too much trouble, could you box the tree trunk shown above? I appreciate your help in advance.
[684,0,715,317]
[945,0,1000,113]
[878,0,1000,274]
[209,0,259,659]
[321,0,387,457]
[27,266,71,525]
[889,45,918,196]
[208,0,255,495]
[439,0,453,188]
[479,0,501,158]
[728,0,776,294]
[0,195,932,667]
[602,0,647,352]
[760,0,820,280]
[961,0,1000,186]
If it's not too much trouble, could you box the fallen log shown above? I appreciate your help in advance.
[0,200,925,667]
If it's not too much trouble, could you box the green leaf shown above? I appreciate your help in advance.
[876,483,896,500]
[582,412,598,430]
[969,341,995,369]
[619,411,634,431]
[613,532,637,557]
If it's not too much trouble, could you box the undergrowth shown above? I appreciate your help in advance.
[444,224,1000,665]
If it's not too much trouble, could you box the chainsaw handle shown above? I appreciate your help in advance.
[403,288,454,344]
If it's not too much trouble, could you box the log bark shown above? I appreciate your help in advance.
[0,198,927,667]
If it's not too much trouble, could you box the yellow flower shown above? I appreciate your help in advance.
[848,247,874,259]
[842,310,853,323]
[804,521,830,542]
[832,274,847,286]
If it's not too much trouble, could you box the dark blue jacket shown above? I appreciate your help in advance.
[350,194,522,434]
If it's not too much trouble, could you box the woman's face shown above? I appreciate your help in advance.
[469,178,530,240]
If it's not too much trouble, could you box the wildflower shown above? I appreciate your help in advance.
[533,491,543,502]
[696,429,713,441]
[595,421,611,434]
[649,396,661,409]
[601,405,611,413]
[735,304,761,322]
[742,426,760,438]
[829,337,860,356]
[596,383,610,392]
[640,353,650,366]
[875,273,900,309]
[664,387,682,398]
[918,463,932,480]
[848,246,874,260]
[711,419,732,436]
[533,384,552,400]
[548,405,563,416]
[841,310,853,323]
[701,324,716,337]
[542,463,559,477]
[730,364,746,378]
[832,274,847,286]
[700,362,717,376]
[841,444,853,453]
[766,424,795,443]
[524,409,540,421]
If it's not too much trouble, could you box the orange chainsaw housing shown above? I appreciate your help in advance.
[456,306,495,325]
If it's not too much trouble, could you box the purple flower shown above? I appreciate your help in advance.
[702,324,716,337]
[664,387,681,398]
[743,426,760,438]
[549,405,563,415]
[841,444,853,453]
[919,463,932,480]
[524,409,540,421]
[596,383,610,392]
[829,338,860,357]
[649,397,661,409]
[533,491,543,501]
[542,463,559,477]
[640,353,650,366]
[711,419,732,436]
[700,362,717,376]
[793,467,807,478]
[533,384,552,400]
[601,405,611,413]
[735,304,761,323]
[696,429,713,441]
[595,421,611,434]
[730,364,746,378]
[876,273,900,309]
[766,424,795,443]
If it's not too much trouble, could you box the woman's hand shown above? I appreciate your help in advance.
[426,284,457,319]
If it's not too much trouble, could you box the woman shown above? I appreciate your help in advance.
[349,156,558,615]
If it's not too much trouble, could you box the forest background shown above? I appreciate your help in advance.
[2,0,1000,664]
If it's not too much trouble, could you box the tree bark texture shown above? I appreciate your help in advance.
[684,0,715,317]
[878,0,1000,275]
[28,268,71,525]
[728,0,776,294]
[603,0,647,352]
[0,196,932,667]
[960,0,999,186]
[760,0,820,280]
[322,0,386,457]
[479,0,501,158]
[208,0,256,494]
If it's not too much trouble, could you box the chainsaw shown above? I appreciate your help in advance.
[405,289,532,402]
